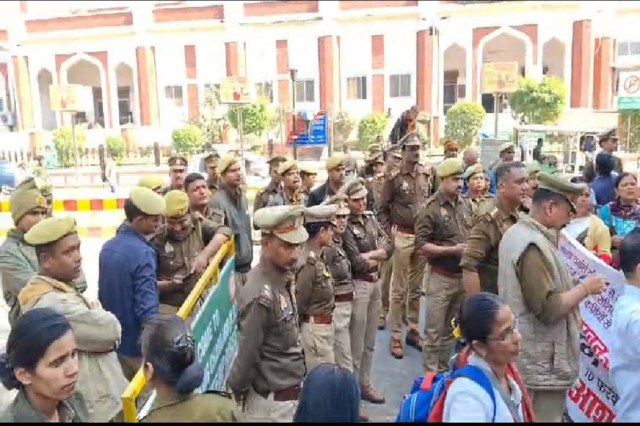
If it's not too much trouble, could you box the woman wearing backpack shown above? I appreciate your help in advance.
[443,293,536,422]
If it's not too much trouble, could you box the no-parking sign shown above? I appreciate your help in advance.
[618,71,640,110]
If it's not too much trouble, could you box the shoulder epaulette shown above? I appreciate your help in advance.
[363,210,375,216]
[257,285,273,307]
[424,194,438,207]
[307,250,317,265]
[385,168,400,180]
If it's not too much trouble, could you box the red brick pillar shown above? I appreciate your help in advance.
[371,34,384,113]
[11,56,34,131]
[570,20,592,109]
[318,35,337,115]
[225,42,246,77]
[185,45,199,121]
[592,37,612,111]
[416,29,434,115]
[276,40,292,155]
[135,46,160,126]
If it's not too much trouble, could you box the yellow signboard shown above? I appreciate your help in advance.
[49,84,92,112]
[219,77,252,104]
[482,61,519,94]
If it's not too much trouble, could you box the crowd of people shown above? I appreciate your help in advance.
[0,124,637,423]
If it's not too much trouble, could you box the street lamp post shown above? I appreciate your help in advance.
[290,68,298,160]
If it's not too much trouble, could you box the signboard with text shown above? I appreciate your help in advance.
[618,71,640,110]
[287,111,329,146]
[482,61,519,94]
[49,84,92,112]
[219,77,252,104]
[191,257,239,393]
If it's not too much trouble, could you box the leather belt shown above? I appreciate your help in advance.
[431,266,462,279]
[396,225,415,235]
[256,384,301,402]
[334,292,354,303]
[301,313,333,325]
[354,272,379,283]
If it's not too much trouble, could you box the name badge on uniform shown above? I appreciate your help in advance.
[279,294,288,311]
[165,242,174,253]
[440,207,448,217]
[323,269,331,278]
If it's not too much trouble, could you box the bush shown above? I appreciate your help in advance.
[444,101,486,148]
[52,125,87,168]
[171,124,204,155]
[227,102,275,137]
[357,113,388,150]
[105,135,125,160]
[508,76,567,125]
[334,111,357,144]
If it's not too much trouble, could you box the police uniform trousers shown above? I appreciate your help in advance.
[243,387,298,422]
[528,389,567,423]
[423,270,464,372]
[301,320,335,372]
[349,279,381,387]
[333,300,353,371]
[390,231,426,339]
[379,259,393,319]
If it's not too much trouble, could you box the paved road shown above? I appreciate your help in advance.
[0,238,424,421]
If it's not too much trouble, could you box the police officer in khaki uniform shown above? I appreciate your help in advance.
[138,176,165,195]
[299,164,318,206]
[228,205,307,422]
[463,164,494,216]
[268,160,303,207]
[378,131,431,358]
[414,159,473,372]
[460,161,528,295]
[151,190,232,314]
[204,150,221,196]
[306,153,347,207]
[253,156,287,214]
[140,314,242,422]
[520,162,541,213]
[341,179,392,405]
[296,204,339,371]
[162,156,188,195]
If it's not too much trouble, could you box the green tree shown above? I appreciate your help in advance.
[227,101,275,136]
[444,101,486,148]
[52,125,87,167]
[334,111,357,144]
[105,135,125,160]
[619,110,640,152]
[357,113,388,150]
[171,124,204,155]
[508,76,567,125]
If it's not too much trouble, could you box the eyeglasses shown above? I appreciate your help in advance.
[487,316,519,342]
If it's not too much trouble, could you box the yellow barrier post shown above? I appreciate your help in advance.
[120,239,236,422]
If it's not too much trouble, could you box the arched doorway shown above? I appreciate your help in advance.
[37,69,57,130]
[115,63,136,125]
[542,38,565,80]
[480,31,529,113]
[443,44,467,114]
[64,57,105,127]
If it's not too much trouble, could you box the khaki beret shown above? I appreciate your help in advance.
[267,155,287,166]
[324,194,350,215]
[300,164,318,175]
[164,190,190,219]
[304,204,338,224]
[463,164,485,180]
[168,155,188,168]
[537,172,586,213]
[399,131,421,147]
[137,176,165,192]
[218,153,240,175]
[254,205,308,244]
[598,128,618,143]
[339,179,368,200]
[25,216,77,246]
[436,158,464,178]
[10,187,48,224]
[444,140,459,152]
[499,143,515,153]
[367,144,382,155]
[278,160,298,176]
[204,150,220,163]
[15,177,52,196]
[365,152,384,164]
[129,186,166,216]
[326,153,347,171]
[525,162,541,176]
